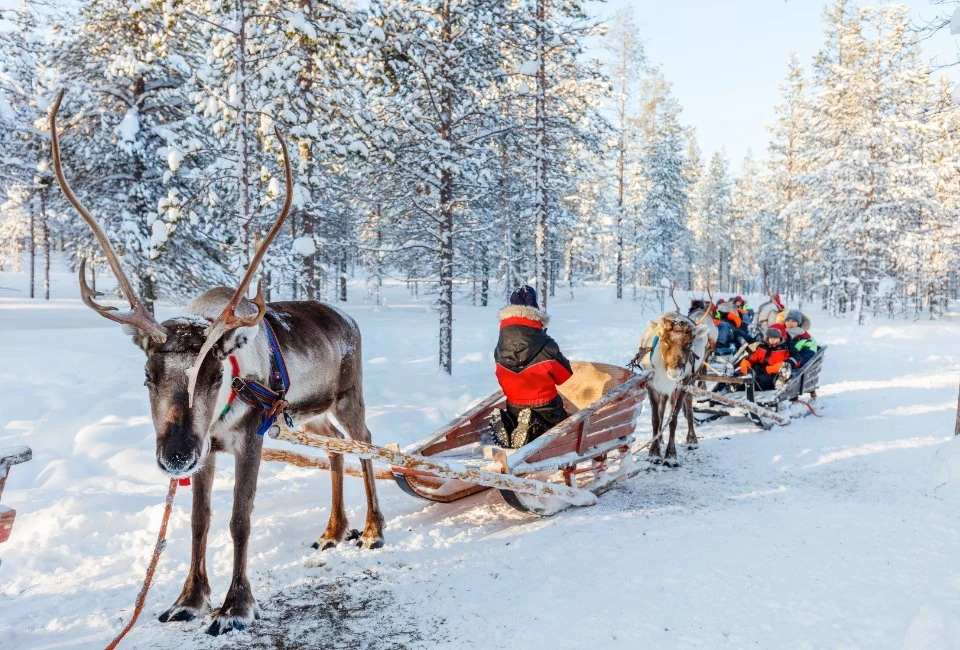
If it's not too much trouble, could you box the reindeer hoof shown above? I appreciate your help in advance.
[159,606,202,623]
[346,528,362,542]
[647,455,662,465]
[359,535,384,550]
[313,539,339,551]
[686,441,698,450]
[206,604,259,636]
[663,457,680,468]
[207,617,246,636]
[314,523,351,551]
[159,595,211,623]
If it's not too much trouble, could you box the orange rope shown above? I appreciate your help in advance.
[105,479,178,650]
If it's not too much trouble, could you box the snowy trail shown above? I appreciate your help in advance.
[1,280,959,648]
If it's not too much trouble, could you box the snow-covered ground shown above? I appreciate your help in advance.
[1,260,959,649]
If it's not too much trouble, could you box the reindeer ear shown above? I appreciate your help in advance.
[123,324,160,353]
[214,324,259,360]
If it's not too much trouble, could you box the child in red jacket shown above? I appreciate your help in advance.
[490,285,573,448]
[739,324,791,391]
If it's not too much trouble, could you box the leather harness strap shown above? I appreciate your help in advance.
[225,318,293,436]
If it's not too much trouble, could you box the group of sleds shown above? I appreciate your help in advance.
[380,290,826,516]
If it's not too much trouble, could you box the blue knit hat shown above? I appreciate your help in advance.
[785,309,803,324]
[509,285,539,309]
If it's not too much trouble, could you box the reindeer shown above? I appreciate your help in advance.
[635,287,710,466]
[753,294,785,339]
[50,91,384,636]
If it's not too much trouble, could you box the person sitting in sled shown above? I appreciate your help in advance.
[490,285,573,449]
[738,323,791,391]
[715,300,751,350]
[782,308,819,369]
[731,295,754,327]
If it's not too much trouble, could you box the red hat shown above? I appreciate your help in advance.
[766,323,788,341]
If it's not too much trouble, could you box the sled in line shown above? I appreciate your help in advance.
[271,362,651,517]
[388,362,651,516]
[692,347,827,429]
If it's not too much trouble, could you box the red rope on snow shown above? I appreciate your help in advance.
[795,399,822,417]
[104,479,178,650]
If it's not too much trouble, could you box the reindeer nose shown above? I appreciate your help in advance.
[157,451,199,477]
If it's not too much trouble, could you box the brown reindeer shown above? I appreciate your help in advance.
[50,91,384,636]
[636,289,710,466]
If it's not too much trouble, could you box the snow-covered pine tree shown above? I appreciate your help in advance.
[0,3,56,299]
[154,0,308,297]
[52,0,228,309]
[521,0,605,311]
[728,151,763,294]
[636,93,692,290]
[689,150,732,290]
[764,53,812,299]
[366,0,511,373]
[604,6,643,300]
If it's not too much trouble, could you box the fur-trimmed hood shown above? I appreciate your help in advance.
[498,304,550,327]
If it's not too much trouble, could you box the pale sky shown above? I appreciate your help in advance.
[591,0,960,172]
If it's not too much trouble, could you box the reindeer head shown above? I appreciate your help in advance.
[649,314,708,381]
[50,90,292,478]
[134,318,225,475]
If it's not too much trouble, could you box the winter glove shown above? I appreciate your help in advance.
[739,360,751,375]
[765,362,782,375]
[789,358,801,369]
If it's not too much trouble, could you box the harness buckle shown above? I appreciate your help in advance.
[232,377,247,393]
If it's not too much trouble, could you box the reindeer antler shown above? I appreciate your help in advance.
[669,281,681,313]
[186,127,293,404]
[695,284,714,325]
[50,90,167,343]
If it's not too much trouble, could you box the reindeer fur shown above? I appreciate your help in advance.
[138,288,384,635]
[639,312,709,466]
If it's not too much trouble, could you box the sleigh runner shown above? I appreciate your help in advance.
[271,362,651,516]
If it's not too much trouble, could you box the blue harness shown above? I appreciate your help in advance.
[231,319,293,436]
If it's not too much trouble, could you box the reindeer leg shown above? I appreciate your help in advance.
[302,416,349,550]
[159,451,215,623]
[359,454,385,550]
[664,395,682,467]
[684,392,698,448]
[648,392,663,463]
[315,451,350,550]
[207,436,262,636]
[329,391,385,550]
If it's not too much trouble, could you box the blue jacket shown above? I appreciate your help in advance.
[787,331,818,368]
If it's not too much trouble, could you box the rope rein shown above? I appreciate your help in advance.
[104,479,178,650]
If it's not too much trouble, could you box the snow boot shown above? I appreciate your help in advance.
[490,409,511,447]
[510,408,533,449]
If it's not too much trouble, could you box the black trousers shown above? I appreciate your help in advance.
[505,395,569,441]
[752,372,777,391]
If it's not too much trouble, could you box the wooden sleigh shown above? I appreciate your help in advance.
[268,362,651,516]
[691,347,827,429]
[388,362,651,515]
[0,446,32,548]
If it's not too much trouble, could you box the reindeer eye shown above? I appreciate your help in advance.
[144,370,154,386]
